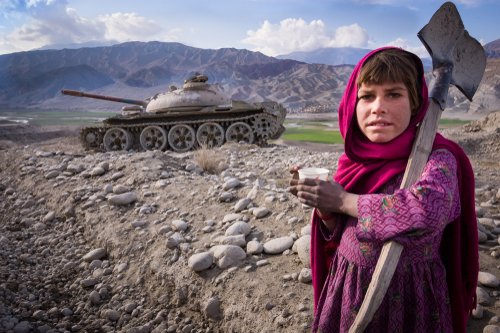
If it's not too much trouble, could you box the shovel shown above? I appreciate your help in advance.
[348,2,486,332]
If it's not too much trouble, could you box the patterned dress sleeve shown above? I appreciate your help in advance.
[355,149,461,244]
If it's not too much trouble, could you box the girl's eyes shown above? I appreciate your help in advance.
[358,92,402,100]
[358,94,373,100]
[388,92,402,98]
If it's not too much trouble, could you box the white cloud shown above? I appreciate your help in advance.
[332,24,369,47]
[381,37,429,58]
[1,4,105,52]
[26,0,60,8]
[242,18,369,56]
[161,28,182,43]
[98,12,161,42]
[0,0,166,54]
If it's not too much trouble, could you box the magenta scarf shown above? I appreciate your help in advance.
[310,47,478,333]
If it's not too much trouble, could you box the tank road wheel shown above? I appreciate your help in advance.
[196,122,225,148]
[103,127,133,151]
[251,114,277,140]
[80,127,103,149]
[139,126,168,151]
[270,125,286,140]
[168,124,196,152]
[84,132,97,146]
[225,122,254,144]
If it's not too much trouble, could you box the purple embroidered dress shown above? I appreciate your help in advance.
[312,149,460,332]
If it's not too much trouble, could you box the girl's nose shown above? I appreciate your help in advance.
[371,98,387,114]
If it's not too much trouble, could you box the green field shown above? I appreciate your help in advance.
[282,127,344,144]
[437,118,470,127]
[281,116,470,145]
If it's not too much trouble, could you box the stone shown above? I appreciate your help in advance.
[256,259,269,267]
[90,166,105,176]
[210,245,246,269]
[225,221,251,236]
[188,252,214,272]
[13,321,32,333]
[43,211,56,222]
[217,235,246,247]
[478,230,487,243]
[110,172,124,181]
[204,297,223,321]
[223,178,241,190]
[478,271,500,288]
[298,268,312,283]
[472,304,484,319]
[483,325,500,333]
[253,207,271,219]
[263,236,294,254]
[301,225,311,236]
[131,220,148,228]
[246,240,263,255]
[108,192,137,205]
[44,170,59,179]
[223,213,243,223]
[476,286,492,305]
[246,186,259,200]
[234,198,251,212]
[219,192,234,202]
[113,184,129,194]
[103,309,120,321]
[166,233,185,249]
[66,164,85,174]
[172,219,189,231]
[82,248,107,262]
[294,235,311,268]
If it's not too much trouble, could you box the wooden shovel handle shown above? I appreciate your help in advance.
[349,101,442,333]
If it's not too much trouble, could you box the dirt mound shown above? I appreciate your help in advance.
[442,111,500,182]
[0,122,80,148]
[0,116,499,332]
[462,110,500,133]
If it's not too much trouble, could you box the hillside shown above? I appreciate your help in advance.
[276,47,371,66]
[0,40,499,115]
[485,39,500,58]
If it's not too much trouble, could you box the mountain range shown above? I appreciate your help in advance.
[0,39,499,115]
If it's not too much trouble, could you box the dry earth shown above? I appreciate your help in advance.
[0,112,499,333]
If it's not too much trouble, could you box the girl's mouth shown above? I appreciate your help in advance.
[367,120,391,127]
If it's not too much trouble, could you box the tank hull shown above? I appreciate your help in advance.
[80,101,286,152]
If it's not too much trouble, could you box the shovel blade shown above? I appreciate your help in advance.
[418,1,486,101]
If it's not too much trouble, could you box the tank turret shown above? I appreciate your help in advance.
[62,74,286,152]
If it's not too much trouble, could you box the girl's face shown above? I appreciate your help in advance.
[355,81,412,143]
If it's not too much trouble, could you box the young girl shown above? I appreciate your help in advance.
[289,47,478,332]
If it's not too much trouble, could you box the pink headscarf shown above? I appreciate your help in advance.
[310,47,478,333]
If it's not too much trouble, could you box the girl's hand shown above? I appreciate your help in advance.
[288,175,359,218]
[288,165,301,196]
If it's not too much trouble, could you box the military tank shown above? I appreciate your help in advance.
[61,74,286,152]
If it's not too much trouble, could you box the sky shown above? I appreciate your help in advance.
[0,0,498,58]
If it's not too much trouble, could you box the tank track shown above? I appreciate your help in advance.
[80,102,286,152]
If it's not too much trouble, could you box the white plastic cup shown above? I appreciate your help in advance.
[298,167,329,181]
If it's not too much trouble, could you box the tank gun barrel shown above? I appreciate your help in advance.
[61,89,148,107]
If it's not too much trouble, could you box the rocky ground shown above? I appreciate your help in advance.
[0,112,499,333]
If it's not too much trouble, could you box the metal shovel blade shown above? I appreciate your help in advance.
[418,1,486,102]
